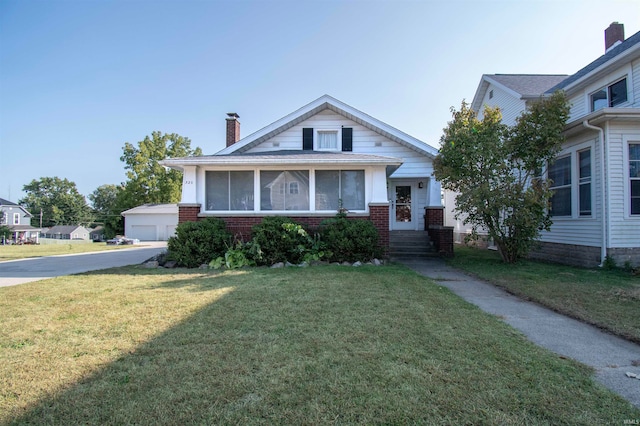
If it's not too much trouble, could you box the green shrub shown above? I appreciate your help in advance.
[250,217,314,265]
[167,218,232,268]
[210,240,256,270]
[319,217,381,262]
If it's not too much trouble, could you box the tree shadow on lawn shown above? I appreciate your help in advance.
[7,267,638,425]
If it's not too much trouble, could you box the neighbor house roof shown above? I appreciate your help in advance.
[0,198,18,206]
[214,94,438,158]
[546,29,640,94]
[45,225,88,234]
[121,204,179,216]
[471,74,568,112]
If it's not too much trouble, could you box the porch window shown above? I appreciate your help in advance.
[205,171,254,211]
[631,143,640,215]
[315,170,365,211]
[548,156,571,216]
[261,171,309,211]
[578,149,592,216]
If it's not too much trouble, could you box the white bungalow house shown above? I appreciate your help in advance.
[161,95,451,255]
[448,22,640,267]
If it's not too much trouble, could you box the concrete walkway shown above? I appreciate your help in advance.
[0,242,167,287]
[398,257,640,409]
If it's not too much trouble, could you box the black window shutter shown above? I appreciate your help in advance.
[342,127,353,152]
[303,128,313,150]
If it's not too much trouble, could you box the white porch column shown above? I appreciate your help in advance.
[180,166,197,204]
[427,178,442,207]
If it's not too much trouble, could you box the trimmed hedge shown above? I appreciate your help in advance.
[167,218,232,268]
[319,217,382,262]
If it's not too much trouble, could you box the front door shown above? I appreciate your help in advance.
[391,183,414,230]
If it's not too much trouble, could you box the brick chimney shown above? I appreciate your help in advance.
[605,22,624,52]
[226,112,240,147]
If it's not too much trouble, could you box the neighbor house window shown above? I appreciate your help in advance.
[0,213,6,225]
[13,213,19,225]
[548,156,572,216]
[591,78,627,111]
[261,170,309,211]
[206,171,255,211]
[316,130,338,150]
[315,170,365,211]
[631,143,640,215]
[579,149,592,216]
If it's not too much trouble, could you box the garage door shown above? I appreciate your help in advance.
[166,225,177,240]
[130,225,157,241]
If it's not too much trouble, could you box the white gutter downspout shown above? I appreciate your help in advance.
[582,120,607,266]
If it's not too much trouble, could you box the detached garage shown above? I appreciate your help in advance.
[121,204,178,241]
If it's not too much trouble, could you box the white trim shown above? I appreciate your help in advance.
[623,135,640,219]
[215,95,438,158]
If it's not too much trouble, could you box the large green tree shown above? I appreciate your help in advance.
[119,131,202,208]
[89,184,125,238]
[433,91,570,263]
[20,177,94,227]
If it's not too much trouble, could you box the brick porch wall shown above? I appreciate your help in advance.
[425,207,453,256]
[177,204,391,255]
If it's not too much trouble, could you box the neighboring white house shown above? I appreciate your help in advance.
[122,204,178,241]
[160,95,451,255]
[448,22,640,267]
[443,74,568,245]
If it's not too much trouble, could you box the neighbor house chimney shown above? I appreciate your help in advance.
[605,22,625,52]
[226,112,240,147]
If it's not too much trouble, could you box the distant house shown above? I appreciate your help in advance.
[43,225,91,240]
[448,22,640,267]
[121,204,178,241]
[0,198,40,243]
[90,226,105,242]
[160,95,451,256]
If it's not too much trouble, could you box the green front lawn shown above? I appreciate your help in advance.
[0,242,133,261]
[447,246,640,343]
[1,265,637,424]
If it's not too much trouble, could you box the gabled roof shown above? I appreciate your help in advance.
[45,225,89,234]
[215,95,438,158]
[0,198,33,217]
[471,74,568,112]
[121,204,179,215]
[0,198,18,206]
[546,29,640,94]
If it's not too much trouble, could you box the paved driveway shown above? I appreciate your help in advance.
[0,242,167,287]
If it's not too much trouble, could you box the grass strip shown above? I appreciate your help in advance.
[0,243,134,261]
[447,246,640,343]
[1,265,637,424]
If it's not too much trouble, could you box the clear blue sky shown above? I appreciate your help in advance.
[1,0,638,203]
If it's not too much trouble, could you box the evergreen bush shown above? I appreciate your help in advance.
[167,218,232,268]
[319,217,381,262]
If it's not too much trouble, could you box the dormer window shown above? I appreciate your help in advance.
[316,130,338,150]
[590,78,627,111]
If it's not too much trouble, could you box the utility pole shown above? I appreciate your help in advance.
[40,209,43,228]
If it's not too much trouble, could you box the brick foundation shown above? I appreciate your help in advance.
[424,207,453,257]
[177,204,391,255]
[528,242,601,268]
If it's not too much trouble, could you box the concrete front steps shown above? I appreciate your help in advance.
[388,230,438,260]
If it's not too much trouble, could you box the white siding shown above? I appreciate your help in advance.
[246,110,434,179]
[476,83,525,127]
[567,63,633,122]
[540,134,603,247]
[632,58,640,108]
[607,124,640,248]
